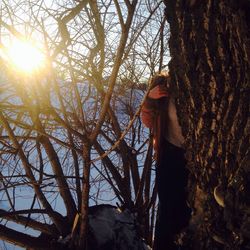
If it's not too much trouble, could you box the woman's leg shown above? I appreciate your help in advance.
[154,139,191,250]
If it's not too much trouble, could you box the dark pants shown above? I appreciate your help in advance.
[154,139,191,250]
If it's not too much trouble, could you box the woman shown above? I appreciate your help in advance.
[141,74,191,250]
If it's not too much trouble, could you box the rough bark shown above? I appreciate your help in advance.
[164,0,250,249]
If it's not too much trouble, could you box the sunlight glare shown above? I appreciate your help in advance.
[7,39,45,73]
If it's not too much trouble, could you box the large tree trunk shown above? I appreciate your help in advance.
[164,0,250,249]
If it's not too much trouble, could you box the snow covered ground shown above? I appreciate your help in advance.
[87,204,151,250]
[0,78,152,249]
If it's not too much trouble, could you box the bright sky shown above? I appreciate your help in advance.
[0,39,45,73]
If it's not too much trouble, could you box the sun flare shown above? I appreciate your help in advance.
[6,39,45,73]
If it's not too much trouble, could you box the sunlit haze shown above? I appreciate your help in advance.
[4,39,45,73]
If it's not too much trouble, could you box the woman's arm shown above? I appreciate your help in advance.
[141,104,154,128]
[140,85,168,128]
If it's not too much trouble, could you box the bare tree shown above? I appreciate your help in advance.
[0,1,169,249]
[164,0,250,249]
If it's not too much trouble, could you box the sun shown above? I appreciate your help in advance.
[6,39,45,73]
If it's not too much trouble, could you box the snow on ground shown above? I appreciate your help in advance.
[87,204,151,250]
[57,204,151,250]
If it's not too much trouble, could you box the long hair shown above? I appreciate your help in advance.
[149,73,172,163]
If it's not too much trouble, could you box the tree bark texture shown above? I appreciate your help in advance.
[164,0,249,249]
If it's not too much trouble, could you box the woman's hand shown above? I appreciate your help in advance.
[148,85,168,99]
